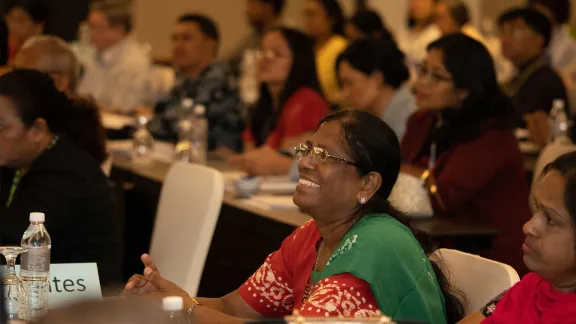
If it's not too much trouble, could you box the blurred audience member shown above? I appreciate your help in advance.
[0,19,7,66]
[434,0,513,82]
[398,0,441,68]
[4,0,47,63]
[345,9,394,42]
[37,299,171,324]
[11,36,109,167]
[78,0,152,114]
[529,0,576,71]
[0,69,120,284]
[230,27,329,175]
[226,0,285,77]
[12,35,81,96]
[148,14,244,152]
[402,34,531,273]
[337,38,415,139]
[302,0,348,106]
[499,8,568,127]
[434,0,486,44]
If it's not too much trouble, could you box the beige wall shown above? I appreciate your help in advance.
[134,0,355,59]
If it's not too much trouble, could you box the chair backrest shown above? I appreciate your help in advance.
[433,249,520,315]
[149,162,224,296]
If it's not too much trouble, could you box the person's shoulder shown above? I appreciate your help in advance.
[33,138,105,181]
[328,35,349,49]
[352,214,415,247]
[285,219,319,244]
[532,64,565,85]
[285,87,328,110]
[407,109,433,125]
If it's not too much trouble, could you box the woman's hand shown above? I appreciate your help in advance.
[524,112,550,147]
[121,253,189,301]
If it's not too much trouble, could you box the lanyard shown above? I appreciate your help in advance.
[5,135,59,208]
[6,170,21,208]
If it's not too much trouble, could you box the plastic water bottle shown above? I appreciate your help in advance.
[190,105,208,165]
[548,99,572,144]
[132,115,155,164]
[20,212,51,320]
[163,296,188,324]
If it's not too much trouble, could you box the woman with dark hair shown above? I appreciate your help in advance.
[125,110,464,324]
[231,27,329,176]
[302,0,348,105]
[401,33,532,273]
[337,37,416,139]
[0,69,120,284]
[399,0,441,67]
[345,9,394,41]
[458,151,576,323]
[433,0,512,82]
[5,0,47,62]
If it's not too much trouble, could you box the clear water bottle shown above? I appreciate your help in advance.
[162,296,188,324]
[20,212,51,320]
[177,98,194,120]
[188,105,208,165]
[132,115,155,164]
[548,99,572,144]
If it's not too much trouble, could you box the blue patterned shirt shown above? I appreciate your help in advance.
[149,62,244,152]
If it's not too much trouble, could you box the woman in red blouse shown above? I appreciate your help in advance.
[401,33,532,274]
[230,27,330,175]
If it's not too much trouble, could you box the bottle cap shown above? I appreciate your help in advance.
[162,296,184,312]
[182,98,194,109]
[194,105,206,116]
[553,99,565,109]
[30,212,45,222]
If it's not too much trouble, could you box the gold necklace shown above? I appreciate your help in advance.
[313,240,326,271]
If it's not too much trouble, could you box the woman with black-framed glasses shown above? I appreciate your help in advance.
[123,110,464,324]
[401,33,531,274]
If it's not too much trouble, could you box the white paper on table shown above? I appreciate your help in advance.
[101,113,135,130]
[247,194,298,210]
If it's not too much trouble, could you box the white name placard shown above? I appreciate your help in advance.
[1,263,102,309]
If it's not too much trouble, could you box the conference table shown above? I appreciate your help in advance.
[109,144,498,297]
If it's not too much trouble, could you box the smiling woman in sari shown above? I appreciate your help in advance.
[123,110,464,324]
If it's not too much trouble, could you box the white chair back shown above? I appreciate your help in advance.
[433,249,520,315]
[149,162,224,296]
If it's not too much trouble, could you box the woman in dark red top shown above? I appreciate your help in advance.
[401,34,531,274]
[230,27,330,175]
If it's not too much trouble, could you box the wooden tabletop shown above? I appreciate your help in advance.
[111,152,498,238]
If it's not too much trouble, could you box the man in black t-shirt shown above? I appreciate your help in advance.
[498,8,569,128]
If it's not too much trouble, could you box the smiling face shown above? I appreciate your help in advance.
[292,121,366,222]
[523,171,576,287]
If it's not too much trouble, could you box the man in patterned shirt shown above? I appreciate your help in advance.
[148,14,244,152]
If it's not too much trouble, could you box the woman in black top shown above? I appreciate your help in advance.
[0,69,120,284]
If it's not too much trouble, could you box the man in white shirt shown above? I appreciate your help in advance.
[78,0,151,114]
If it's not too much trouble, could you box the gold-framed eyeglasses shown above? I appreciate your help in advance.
[415,63,452,85]
[294,142,358,166]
